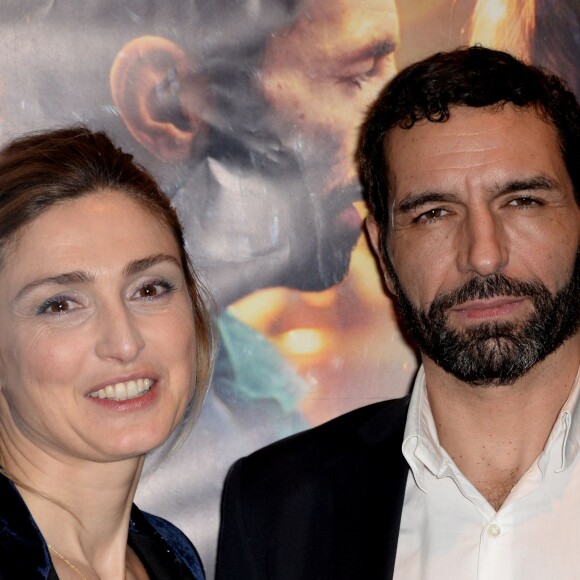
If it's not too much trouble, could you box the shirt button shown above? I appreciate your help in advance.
[487,523,501,537]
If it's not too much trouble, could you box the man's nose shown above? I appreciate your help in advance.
[457,208,509,276]
[94,301,146,363]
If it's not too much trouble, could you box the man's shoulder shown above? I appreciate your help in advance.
[234,396,410,479]
[218,399,411,579]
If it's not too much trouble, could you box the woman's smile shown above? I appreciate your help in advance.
[87,377,155,401]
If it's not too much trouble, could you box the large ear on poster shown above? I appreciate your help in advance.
[110,36,209,161]
[366,215,397,296]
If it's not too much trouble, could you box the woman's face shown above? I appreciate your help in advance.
[0,190,197,464]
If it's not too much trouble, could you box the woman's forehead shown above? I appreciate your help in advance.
[0,191,181,285]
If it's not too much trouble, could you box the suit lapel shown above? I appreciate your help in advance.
[332,398,410,580]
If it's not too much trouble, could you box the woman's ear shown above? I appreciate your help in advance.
[110,36,210,161]
[365,215,397,296]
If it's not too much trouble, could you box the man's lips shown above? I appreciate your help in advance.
[450,296,528,320]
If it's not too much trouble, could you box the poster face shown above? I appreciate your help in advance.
[0,1,577,576]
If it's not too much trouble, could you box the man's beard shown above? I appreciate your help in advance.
[387,251,580,386]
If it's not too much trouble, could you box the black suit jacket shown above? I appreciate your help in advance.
[216,396,411,580]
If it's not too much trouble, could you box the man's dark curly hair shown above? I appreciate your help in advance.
[357,45,580,230]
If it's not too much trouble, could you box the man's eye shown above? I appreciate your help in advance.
[414,208,449,223]
[345,74,367,90]
[338,45,397,90]
[339,70,372,90]
[507,197,542,207]
[338,58,379,89]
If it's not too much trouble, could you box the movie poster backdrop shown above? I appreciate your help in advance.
[0,1,577,576]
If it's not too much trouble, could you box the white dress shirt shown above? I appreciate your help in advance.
[394,365,580,580]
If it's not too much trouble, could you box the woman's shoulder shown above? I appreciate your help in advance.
[142,511,200,555]
[131,505,205,579]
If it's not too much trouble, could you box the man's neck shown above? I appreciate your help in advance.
[423,334,580,510]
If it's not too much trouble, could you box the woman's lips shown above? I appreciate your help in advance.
[87,378,154,401]
[86,380,159,411]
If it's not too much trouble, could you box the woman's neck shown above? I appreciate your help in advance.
[5,446,144,578]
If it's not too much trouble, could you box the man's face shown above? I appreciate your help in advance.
[250,0,400,291]
[173,0,400,299]
[373,105,580,385]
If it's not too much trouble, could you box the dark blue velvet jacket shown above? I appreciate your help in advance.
[0,473,204,579]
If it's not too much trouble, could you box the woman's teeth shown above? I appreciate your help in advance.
[88,378,154,401]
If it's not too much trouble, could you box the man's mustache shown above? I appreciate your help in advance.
[429,274,547,316]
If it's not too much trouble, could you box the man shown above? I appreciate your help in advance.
[216,46,580,579]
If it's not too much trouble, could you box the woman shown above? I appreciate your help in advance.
[0,127,214,578]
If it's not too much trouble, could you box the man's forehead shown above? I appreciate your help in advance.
[384,104,559,162]
[382,104,569,203]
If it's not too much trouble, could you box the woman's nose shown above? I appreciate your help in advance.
[94,302,146,363]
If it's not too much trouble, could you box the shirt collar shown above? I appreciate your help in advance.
[402,366,454,490]
[558,365,580,471]
[403,364,580,488]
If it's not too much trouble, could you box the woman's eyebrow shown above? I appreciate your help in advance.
[15,254,180,301]
[16,271,94,300]
[123,254,181,277]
